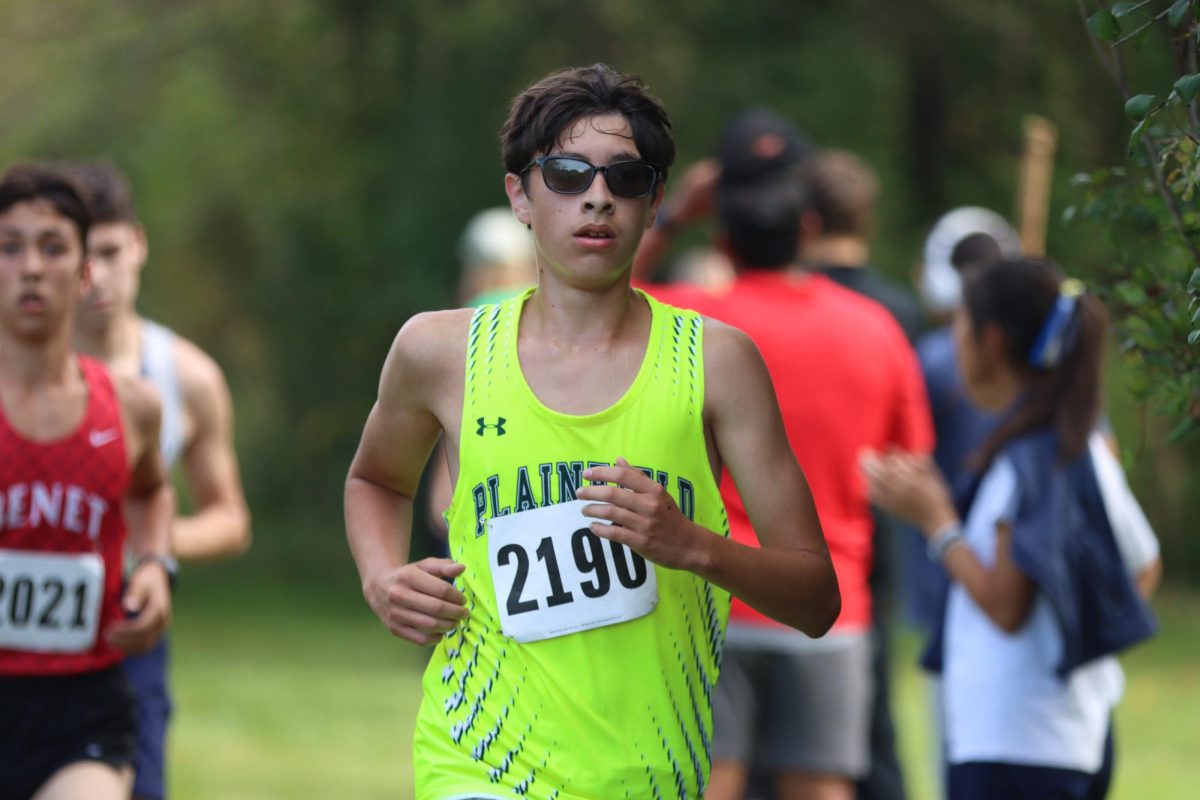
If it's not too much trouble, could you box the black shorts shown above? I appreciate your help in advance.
[0,665,136,800]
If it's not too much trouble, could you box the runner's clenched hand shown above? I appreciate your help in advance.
[365,558,469,646]
[576,457,713,572]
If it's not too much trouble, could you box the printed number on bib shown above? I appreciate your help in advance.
[488,499,658,643]
[0,551,103,653]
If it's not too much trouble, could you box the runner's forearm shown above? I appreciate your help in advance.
[345,474,416,590]
[696,533,840,637]
[126,483,175,559]
[171,500,251,561]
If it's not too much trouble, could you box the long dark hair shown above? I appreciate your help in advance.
[963,257,1108,467]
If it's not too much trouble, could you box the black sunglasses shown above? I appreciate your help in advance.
[522,156,664,199]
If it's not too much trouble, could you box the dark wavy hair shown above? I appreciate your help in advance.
[500,64,675,181]
[0,163,92,245]
[66,161,139,225]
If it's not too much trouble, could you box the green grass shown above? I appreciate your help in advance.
[168,574,429,799]
[167,572,1200,799]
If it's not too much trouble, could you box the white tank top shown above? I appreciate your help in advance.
[139,319,185,469]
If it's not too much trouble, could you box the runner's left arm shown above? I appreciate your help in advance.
[578,321,840,637]
[109,374,174,654]
[171,343,252,561]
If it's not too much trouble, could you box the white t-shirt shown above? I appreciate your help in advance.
[1088,431,1160,573]
[942,456,1125,772]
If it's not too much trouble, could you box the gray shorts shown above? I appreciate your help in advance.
[712,638,873,778]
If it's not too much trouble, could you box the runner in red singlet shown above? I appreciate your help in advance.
[0,164,173,800]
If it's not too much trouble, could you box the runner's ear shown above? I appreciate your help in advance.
[505,173,532,228]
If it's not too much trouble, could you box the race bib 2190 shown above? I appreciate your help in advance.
[487,500,658,643]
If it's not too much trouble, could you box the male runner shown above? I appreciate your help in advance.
[0,163,173,800]
[70,161,252,800]
[344,64,840,800]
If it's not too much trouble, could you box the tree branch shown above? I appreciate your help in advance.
[1114,7,1172,47]
[1078,0,1200,268]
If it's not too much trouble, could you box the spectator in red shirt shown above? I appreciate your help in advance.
[645,116,933,800]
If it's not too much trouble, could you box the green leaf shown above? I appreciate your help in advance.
[1128,117,1151,155]
[1169,0,1192,27]
[1088,9,1120,41]
[1124,94,1162,120]
[1117,282,1149,305]
[1190,329,1200,346]
[1174,74,1200,103]
[1167,415,1198,442]
[1190,267,1200,290]
[1129,13,1157,47]
[1113,0,1140,16]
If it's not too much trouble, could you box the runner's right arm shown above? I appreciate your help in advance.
[108,374,174,654]
[345,311,471,645]
[578,321,841,636]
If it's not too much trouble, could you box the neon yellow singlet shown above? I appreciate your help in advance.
[414,288,730,800]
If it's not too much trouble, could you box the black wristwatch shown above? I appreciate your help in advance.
[136,553,180,590]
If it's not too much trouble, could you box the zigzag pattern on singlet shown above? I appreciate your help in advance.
[416,291,730,800]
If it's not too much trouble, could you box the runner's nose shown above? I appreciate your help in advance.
[581,170,615,214]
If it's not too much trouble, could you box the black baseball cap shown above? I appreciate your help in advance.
[716,108,814,187]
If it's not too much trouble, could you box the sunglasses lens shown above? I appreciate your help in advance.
[542,158,594,193]
[606,163,656,198]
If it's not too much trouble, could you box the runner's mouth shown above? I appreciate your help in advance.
[17,293,46,312]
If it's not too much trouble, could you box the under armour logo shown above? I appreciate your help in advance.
[476,417,507,436]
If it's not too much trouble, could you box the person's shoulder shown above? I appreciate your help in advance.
[393,307,476,355]
[916,324,952,354]
[857,267,925,339]
[161,328,230,404]
[111,370,162,434]
[379,307,476,391]
[994,429,1061,496]
[698,316,762,371]
[138,318,231,428]
[916,324,954,366]
[812,274,912,345]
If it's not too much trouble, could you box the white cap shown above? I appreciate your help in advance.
[458,208,533,271]
[919,207,1022,314]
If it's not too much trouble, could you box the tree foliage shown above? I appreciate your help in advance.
[1077,0,1200,440]
[1,0,1196,578]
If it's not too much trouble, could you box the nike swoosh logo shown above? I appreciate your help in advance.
[89,429,120,448]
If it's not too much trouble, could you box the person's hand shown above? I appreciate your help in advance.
[107,560,172,655]
[575,457,710,572]
[860,450,957,536]
[364,558,468,646]
[661,160,720,229]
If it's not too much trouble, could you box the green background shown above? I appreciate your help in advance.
[1,1,1196,796]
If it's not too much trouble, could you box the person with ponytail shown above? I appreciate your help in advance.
[861,257,1157,800]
